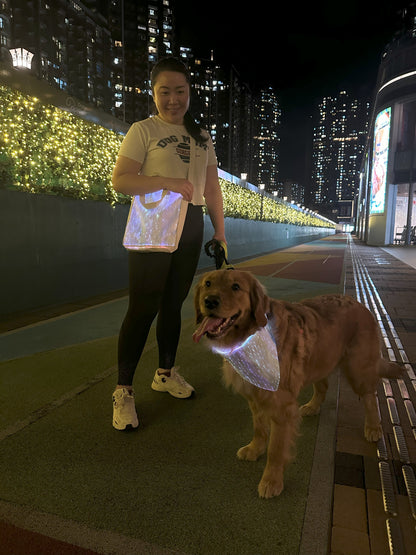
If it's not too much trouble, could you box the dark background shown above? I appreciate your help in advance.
[175,0,413,180]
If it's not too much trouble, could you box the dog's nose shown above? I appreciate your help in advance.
[204,295,220,311]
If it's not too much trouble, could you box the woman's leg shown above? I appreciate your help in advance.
[156,205,204,369]
[117,250,172,386]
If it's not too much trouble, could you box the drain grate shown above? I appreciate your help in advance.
[402,465,416,520]
[377,435,389,460]
[386,518,406,555]
[393,426,410,464]
[380,461,398,517]
[387,398,400,425]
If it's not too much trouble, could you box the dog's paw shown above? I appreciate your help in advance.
[299,403,320,417]
[258,477,284,499]
[365,423,382,442]
[237,444,261,461]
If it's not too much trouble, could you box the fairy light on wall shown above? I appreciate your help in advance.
[0,85,125,205]
[0,84,334,228]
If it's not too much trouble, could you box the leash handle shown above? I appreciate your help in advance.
[204,239,234,270]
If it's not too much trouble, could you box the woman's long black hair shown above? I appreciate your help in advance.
[150,57,208,143]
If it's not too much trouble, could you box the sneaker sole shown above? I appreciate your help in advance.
[151,384,194,399]
[112,421,139,431]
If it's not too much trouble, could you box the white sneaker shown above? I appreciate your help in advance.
[112,388,139,430]
[151,367,195,399]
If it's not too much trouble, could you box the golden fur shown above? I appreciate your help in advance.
[193,269,403,498]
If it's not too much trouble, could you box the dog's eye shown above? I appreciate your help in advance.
[231,283,240,291]
[205,280,211,287]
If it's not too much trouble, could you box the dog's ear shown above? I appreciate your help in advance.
[249,275,269,327]
[194,280,203,324]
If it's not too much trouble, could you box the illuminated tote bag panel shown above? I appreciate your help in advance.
[123,190,188,253]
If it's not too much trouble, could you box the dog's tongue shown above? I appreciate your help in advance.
[193,316,224,343]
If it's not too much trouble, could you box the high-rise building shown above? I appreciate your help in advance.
[1,0,175,122]
[0,0,270,181]
[279,179,305,205]
[185,54,254,178]
[252,87,281,192]
[2,0,113,111]
[311,91,369,222]
[108,0,174,123]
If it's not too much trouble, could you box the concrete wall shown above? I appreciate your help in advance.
[0,190,334,316]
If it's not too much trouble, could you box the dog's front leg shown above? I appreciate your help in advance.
[237,399,269,461]
[258,396,300,499]
[363,392,383,441]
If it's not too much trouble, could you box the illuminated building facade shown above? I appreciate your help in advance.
[252,87,281,193]
[1,0,112,111]
[186,53,232,171]
[1,0,271,180]
[357,8,416,245]
[1,0,174,122]
[276,179,305,205]
[108,0,174,122]
[311,91,369,223]
[185,53,254,178]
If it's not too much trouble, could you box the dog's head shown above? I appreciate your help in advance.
[193,269,269,347]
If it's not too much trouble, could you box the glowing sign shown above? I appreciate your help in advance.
[370,107,391,214]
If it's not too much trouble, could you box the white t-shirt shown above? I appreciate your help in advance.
[118,115,217,205]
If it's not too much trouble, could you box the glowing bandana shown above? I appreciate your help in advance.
[211,321,280,391]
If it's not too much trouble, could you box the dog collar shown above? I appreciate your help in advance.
[211,319,280,391]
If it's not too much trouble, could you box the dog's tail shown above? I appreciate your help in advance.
[378,359,405,379]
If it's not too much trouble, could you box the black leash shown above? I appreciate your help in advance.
[204,239,234,270]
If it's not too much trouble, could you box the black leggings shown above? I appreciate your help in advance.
[117,204,204,386]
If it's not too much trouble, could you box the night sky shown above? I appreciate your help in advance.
[175,0,414,182]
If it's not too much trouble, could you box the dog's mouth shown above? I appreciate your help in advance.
[193,312,240,343]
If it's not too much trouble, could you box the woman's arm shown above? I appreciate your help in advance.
[112,155,194,201]
[204,165,226,243]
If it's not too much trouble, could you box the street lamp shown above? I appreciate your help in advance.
[9,48,34,69]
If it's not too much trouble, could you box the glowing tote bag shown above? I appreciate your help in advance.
[123,189,188,252]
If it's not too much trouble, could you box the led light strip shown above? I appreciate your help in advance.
[378,70,416,93]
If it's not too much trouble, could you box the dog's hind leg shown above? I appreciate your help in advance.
[299,378,328,416]
[237,399,269,461]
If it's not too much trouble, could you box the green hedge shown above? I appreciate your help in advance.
[0,85,334,228]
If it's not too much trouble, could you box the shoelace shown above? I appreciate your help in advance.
[115,389,133,406]
[170,368,187,386]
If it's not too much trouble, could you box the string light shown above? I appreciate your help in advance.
[0,84,334,228]
[0,85,126,205]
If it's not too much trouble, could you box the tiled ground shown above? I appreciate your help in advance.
[331,239,416,555]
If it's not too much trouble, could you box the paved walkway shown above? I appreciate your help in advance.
[334,238,416,555]
[1,234,415,554]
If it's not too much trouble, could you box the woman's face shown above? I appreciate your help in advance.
[152,70,190,125]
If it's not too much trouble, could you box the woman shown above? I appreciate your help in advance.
[112,57,226,430]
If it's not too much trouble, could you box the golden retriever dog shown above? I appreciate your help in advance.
[193,269,403,498]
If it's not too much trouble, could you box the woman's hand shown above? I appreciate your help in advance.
[213,233,227,244]
[166,178,194,202]
[112,155,193,201]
